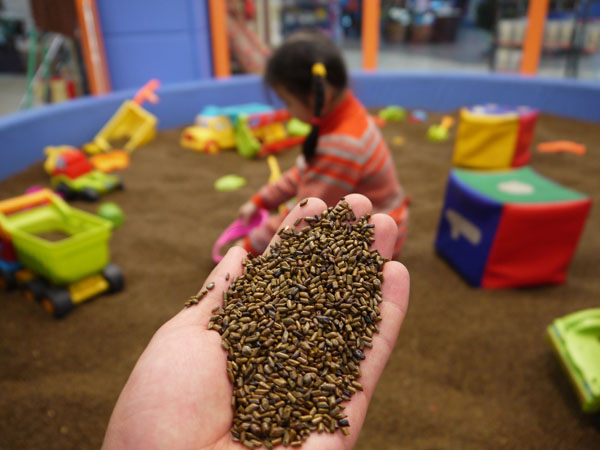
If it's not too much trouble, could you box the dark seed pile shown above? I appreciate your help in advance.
[207,201,385,449]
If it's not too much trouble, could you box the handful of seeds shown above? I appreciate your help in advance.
[205,201,385,449]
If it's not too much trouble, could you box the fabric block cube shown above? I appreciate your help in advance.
[453,104,538,169]
[435,167,591,288]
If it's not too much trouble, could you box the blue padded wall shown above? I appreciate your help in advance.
[0,76,269,182]
[352,72,600,121]
[97,0,212,90]
[2,72,600,182]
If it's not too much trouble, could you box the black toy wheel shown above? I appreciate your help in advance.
[0,269,17,290]
[116,179,125,190]
[23,278,49,302]
[41,288,73,318]
[102,263,125,293]
[55,182,76,201]
[80,188,100,202]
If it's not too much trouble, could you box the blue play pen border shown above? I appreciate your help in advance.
[1,72,599,182]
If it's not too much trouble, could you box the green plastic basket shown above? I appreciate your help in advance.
[0,197,112,285]
[546,308,600,413]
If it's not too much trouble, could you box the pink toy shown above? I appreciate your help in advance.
[25,186,43,194]
[25,186,65,199]
[212,209,269,263]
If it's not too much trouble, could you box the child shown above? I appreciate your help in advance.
[238,32,409,258]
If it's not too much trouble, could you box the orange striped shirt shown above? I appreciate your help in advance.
[252,92,406,218]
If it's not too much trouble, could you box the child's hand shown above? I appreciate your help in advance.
[238,201,258,225]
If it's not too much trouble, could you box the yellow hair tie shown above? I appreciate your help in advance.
[312,63,327,78]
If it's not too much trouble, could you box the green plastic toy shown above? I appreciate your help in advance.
[234,115,262,159]
[0,189,124,318]
[427,116,455,143]
[286,118,311,137]
[53,170,122,202]
[427,125,448,142]
[98,202,125,228]
[215,174,247,192]
[1,200,110,285]
[546,308,600,413]
[378,106,406,122]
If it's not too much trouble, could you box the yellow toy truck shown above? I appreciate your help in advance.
[0,189,124,318]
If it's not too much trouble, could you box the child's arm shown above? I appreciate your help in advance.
[238,166,300,225]
[250,166,301,210]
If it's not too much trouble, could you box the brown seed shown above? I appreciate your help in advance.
[207,282,215,290]
[250,423,261,436]
[213,201,383,447]
[283,431,290,447]
[299,199,308,207]
[271,427,285,438]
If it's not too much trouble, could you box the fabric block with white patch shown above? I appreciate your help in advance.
[435,167,591,288]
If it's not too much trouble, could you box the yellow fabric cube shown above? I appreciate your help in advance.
[453,107,520,169]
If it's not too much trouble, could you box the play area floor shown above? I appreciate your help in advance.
[1,112,599,449]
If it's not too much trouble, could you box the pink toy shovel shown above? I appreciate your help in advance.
[212,209,269,263]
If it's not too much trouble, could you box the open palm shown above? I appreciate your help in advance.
[103,194,410,450]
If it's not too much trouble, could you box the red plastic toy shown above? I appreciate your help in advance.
[53,149,94,179]
[247,110,305,158]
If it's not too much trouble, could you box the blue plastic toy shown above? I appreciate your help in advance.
[410,109,428,122]
[200,103,273,124]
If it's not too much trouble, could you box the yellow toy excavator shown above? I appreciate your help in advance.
[83,79,160,154]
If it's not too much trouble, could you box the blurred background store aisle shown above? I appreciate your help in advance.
[0,74,27,115]
[1,0,599,117]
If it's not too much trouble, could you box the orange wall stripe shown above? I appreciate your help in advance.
[521,0,550,75]
[209,0,231,78]
[362,0,380,70]
[75,0,111,94]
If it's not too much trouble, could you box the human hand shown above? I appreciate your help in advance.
[239,200,259,225]
[102,194,410,450]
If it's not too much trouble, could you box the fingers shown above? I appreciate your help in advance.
[173,245,248,328]
[337,261,410,446]
[341,193,373,221]
[304,261,410,449]
[266,194,407,447]
[357,261,410,401]
[333,194,398,260]
[264,194,378,254]
[263,197,327,252]
[367,212,399,260]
